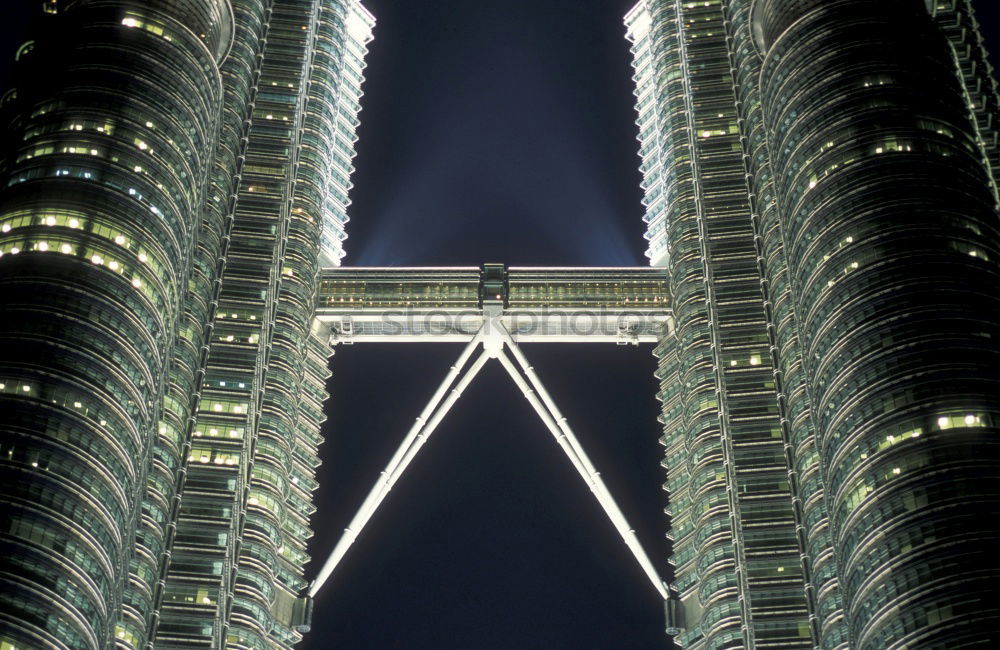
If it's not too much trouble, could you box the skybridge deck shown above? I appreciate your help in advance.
[315,265,672,344]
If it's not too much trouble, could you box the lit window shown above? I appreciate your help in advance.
[937,413,986,429]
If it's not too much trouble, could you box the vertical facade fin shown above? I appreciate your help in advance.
[626,1,816,647]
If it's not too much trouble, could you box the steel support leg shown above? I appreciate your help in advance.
[310,319,670,604]
[494,342,669,600]
[310,337,489,597]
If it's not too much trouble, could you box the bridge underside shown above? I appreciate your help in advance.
[315,265,672,344]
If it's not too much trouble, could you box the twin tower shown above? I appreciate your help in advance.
[0,1,998,649]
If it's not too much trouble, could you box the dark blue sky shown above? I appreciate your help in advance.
[309,2,1000,649]
[310,2,668,648]
[342,0,647,268]
[3,2,1000,649]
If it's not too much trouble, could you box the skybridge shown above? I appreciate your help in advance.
[304,264,683,636]
[315,264,673,344]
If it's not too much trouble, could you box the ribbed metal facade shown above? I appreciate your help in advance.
[0,2,229,647]
[0,1,372,649]
[757,1,1000,647]
[626,2,814,647]
[628,0,1000,648]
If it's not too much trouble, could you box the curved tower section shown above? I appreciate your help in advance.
[756,0,1000,646]
[145,1,373,647]
[230,2,374,648]
[0,1,231,648]
[115,0,263,646]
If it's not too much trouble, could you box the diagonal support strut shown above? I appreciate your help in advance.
[309,321,670,605]
[309,331,489,597]
[493,334,669,601]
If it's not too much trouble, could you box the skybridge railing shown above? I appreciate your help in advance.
[315,265,673,344]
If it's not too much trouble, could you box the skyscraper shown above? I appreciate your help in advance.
[626,0,1000,648]
[3,0,1000,648]
[0,1,372,648]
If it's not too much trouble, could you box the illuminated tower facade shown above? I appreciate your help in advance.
[627,0,1000,648]
[0,1,372,649]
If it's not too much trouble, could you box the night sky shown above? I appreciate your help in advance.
[308,1,666,648]
[2,2,1000,649]
[307,2,1000,648]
